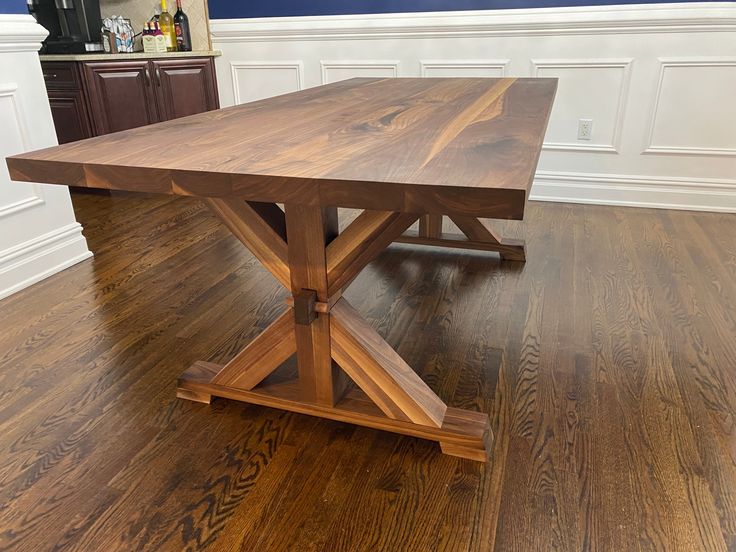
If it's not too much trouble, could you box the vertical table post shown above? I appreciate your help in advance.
[418,214,443,239]
[284,203,347,406]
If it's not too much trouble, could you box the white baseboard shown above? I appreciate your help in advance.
[531,172,736,213]
[0,223,92,301]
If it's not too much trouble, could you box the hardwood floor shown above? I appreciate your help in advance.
[1,192,735,551]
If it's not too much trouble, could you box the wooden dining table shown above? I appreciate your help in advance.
[7,77,556,462]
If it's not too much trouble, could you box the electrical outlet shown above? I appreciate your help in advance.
[577,119,593,140]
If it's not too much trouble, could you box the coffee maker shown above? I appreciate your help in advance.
[27,0,102,54]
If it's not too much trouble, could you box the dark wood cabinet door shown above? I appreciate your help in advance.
[41,61,83,90]
[82,61,160,134]
[47,89,93,144]
[150,58,219,121]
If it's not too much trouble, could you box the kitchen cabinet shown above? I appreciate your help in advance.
[83,60,159,135]
[41,55,219,144]
[47,89,93,144]
[43,61,93,144]
[151,58,218,121]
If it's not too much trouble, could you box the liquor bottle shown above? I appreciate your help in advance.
[173,0,192,51]
[158,0,177,52]
[153,21,168,53]
[142,22,157,53]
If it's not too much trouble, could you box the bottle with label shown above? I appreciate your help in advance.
[142,22,157,53]
[158,0,177,52]
[153,21,168,53]
[173,0,192,52]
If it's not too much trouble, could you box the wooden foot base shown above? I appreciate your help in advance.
[396,214,525,261]
[440,440,491,462]
[395,231,526,261]
[176,387,212,404]
[178,361,492,461]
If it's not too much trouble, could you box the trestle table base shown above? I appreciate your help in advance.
[175,201,523,462]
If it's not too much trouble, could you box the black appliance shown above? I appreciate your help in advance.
[27,0,102,54]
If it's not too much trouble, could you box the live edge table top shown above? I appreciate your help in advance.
[8,77,556,219]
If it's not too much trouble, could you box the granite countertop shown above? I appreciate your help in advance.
[39,50,222,61]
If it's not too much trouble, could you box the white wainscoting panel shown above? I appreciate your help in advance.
[420,60,509,77]
[644,58,736,157]
[532,59,632,153]
[211,3,736,212]
[231,61,304,104]
[0,14,92,301]
[0,83,45,218]
[320,61,399,84]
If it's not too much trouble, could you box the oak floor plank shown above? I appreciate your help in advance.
[624,209,736,548]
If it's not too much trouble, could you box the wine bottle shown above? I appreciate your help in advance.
[159,0,177,52]
[142,22,157,53]
[174,0,192,52]
[153,21,167,53]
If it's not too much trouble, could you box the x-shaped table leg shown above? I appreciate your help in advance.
[176,199,492,461]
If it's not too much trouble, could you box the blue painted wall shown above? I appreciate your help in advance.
[207,0,708,19]
[0,0,28,14]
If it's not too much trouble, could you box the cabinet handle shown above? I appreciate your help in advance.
[155,67,162,87]
[43,73,58,79]
[144,67,151,86]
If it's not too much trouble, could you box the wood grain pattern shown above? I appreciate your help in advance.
[326,209,419,296]
[396,228,526,259]
[246,201,287,241]
[179,361,486,448]
[420,78,515,168]
[330,298,448,428]
[419,214,443,239]
[449,215,526,261]
[440,439,491,462]
[210,308,296,390]
[182,198,464,449]
[204,198,290,287]
[285,203,347,406]
[1,193,736,550]
[7,77,557,219]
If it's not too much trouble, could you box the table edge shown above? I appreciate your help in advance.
[6,157,529,220]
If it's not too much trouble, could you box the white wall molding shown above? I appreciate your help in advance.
[0,192,44,219]
[320,60,399,84]
[211,3,736,213]
[643,57,736,157]
[531,58,632,153]
[0,221,92,296]
[0,14,92,301]
[0,83,29,146]
[0,82,46,218]
[531,171,736,213]
[420,59,509,77]
[0,223,92,301]
[230,61,304,104]
[210,3,736,42]
[0,14,48,52]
